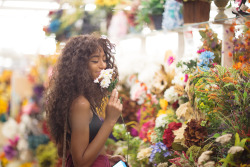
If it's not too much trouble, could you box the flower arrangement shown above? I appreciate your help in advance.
[229,20,250,70]
[199,27,222,64]
[43,1,84,42]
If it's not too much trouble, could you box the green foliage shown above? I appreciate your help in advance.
[36,142,58,167]
[177,59,198,74]
[135,0,166,30]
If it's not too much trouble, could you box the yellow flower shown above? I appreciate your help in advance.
[200,102,204,107]
[0,98,8,114]
[159,99,168,110]
[20,162,33,167]
[157,109,166,117]
[166,109,174,115]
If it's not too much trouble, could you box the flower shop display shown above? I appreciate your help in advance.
[0,70,12,122]
[43,1,84,42]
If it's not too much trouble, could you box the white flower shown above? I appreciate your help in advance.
[130,82,147,104]
[2,118,19,139]
[164,86,178,103]
[215,134,232,144]
[171,72,186,86]
[228,146,244,154]
[100,78,111,88]
[155,114,168,128]
[137,147,152,160]
[150,131,158,144]
[17,137,29,151]
[94,69,114,88]
[203,161,215,167]
[94,78,99,83]
[198,151,213,165]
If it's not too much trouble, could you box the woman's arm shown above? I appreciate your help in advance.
[70,89,122,167]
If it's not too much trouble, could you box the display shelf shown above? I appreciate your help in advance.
[116,15,249,71]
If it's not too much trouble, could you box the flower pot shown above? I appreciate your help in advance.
[214,0,229,22]
[183,0,211,23]
[151,14,163,30]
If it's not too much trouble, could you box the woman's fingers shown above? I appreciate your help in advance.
[109,89,116,103]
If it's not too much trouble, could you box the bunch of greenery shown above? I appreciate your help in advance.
[136,0,166,30]
[190,65,250,137]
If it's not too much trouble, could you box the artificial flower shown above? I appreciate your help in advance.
[2,118,19,139]
[173,123,187,145]
[176,102,194,121]
[159,99,168,110]
[149,142,171,163]
[167,56,175,66]
[164,86,179,103]
[137,147,152,160]
[157,109,167,117]
[139,119,155,140]
[172,72,186,86]
[215,134,232,145]
[155,114,168,128]
[198,151,213,165]
[228,146,244,154]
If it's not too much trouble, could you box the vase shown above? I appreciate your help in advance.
[214,0,229,22]
[151,14,163,30]
[183,0,211,23]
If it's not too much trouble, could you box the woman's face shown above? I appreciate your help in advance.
[88,47,107,80]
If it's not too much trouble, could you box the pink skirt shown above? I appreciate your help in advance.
[66,154,111,167]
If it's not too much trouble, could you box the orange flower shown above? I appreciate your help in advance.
[239,56,244,62]
[228,52,233,57]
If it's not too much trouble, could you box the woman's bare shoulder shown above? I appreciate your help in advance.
[71,96,90,112]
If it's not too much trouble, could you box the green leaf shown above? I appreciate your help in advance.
[223,83,233,88]
[189,151,194,162]
[243,70,249,77]
[239,138,247,147]
[243,91,247,100]
[213,133,221,138]
[235,133,240,146]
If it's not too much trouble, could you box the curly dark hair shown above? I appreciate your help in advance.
[44,34,118,156]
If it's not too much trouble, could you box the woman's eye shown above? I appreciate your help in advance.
[91,61,98,63]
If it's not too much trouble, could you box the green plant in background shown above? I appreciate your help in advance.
[36,142,58,167]
[190,65,250,137]
[112,124,145,167]
[136,0,166,30]
[219,133,249,166]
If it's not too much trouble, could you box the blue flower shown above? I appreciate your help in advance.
[49,19,61,33]
[200,51,215,61]
[163,151,171,157]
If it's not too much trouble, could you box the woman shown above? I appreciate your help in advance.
[45,34,125,167]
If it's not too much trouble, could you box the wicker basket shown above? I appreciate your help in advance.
[183,0,211,23]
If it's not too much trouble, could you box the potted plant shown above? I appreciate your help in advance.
[180,0,212,23]
[136,0,166,30]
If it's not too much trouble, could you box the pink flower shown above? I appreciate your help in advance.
[212,63,218,67]
[184,74,188,82]
[197,48,206,54]
[139,119,155,140]
[167,56,175,65]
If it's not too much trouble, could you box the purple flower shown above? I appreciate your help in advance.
[3,145,17,160]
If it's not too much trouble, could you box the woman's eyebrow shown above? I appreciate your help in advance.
[90,55,99,58]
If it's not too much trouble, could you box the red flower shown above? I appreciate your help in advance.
[163,122,182,148]
[163,128,174,148]
[168,122,182,131]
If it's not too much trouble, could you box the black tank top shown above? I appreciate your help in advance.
[89,106,103,143]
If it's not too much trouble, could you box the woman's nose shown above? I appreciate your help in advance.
[99,60,106,69]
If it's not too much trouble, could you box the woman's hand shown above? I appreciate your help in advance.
[105,89,123,124]
[107,155,126,166]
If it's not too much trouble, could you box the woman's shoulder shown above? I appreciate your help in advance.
[71,96,90,112]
